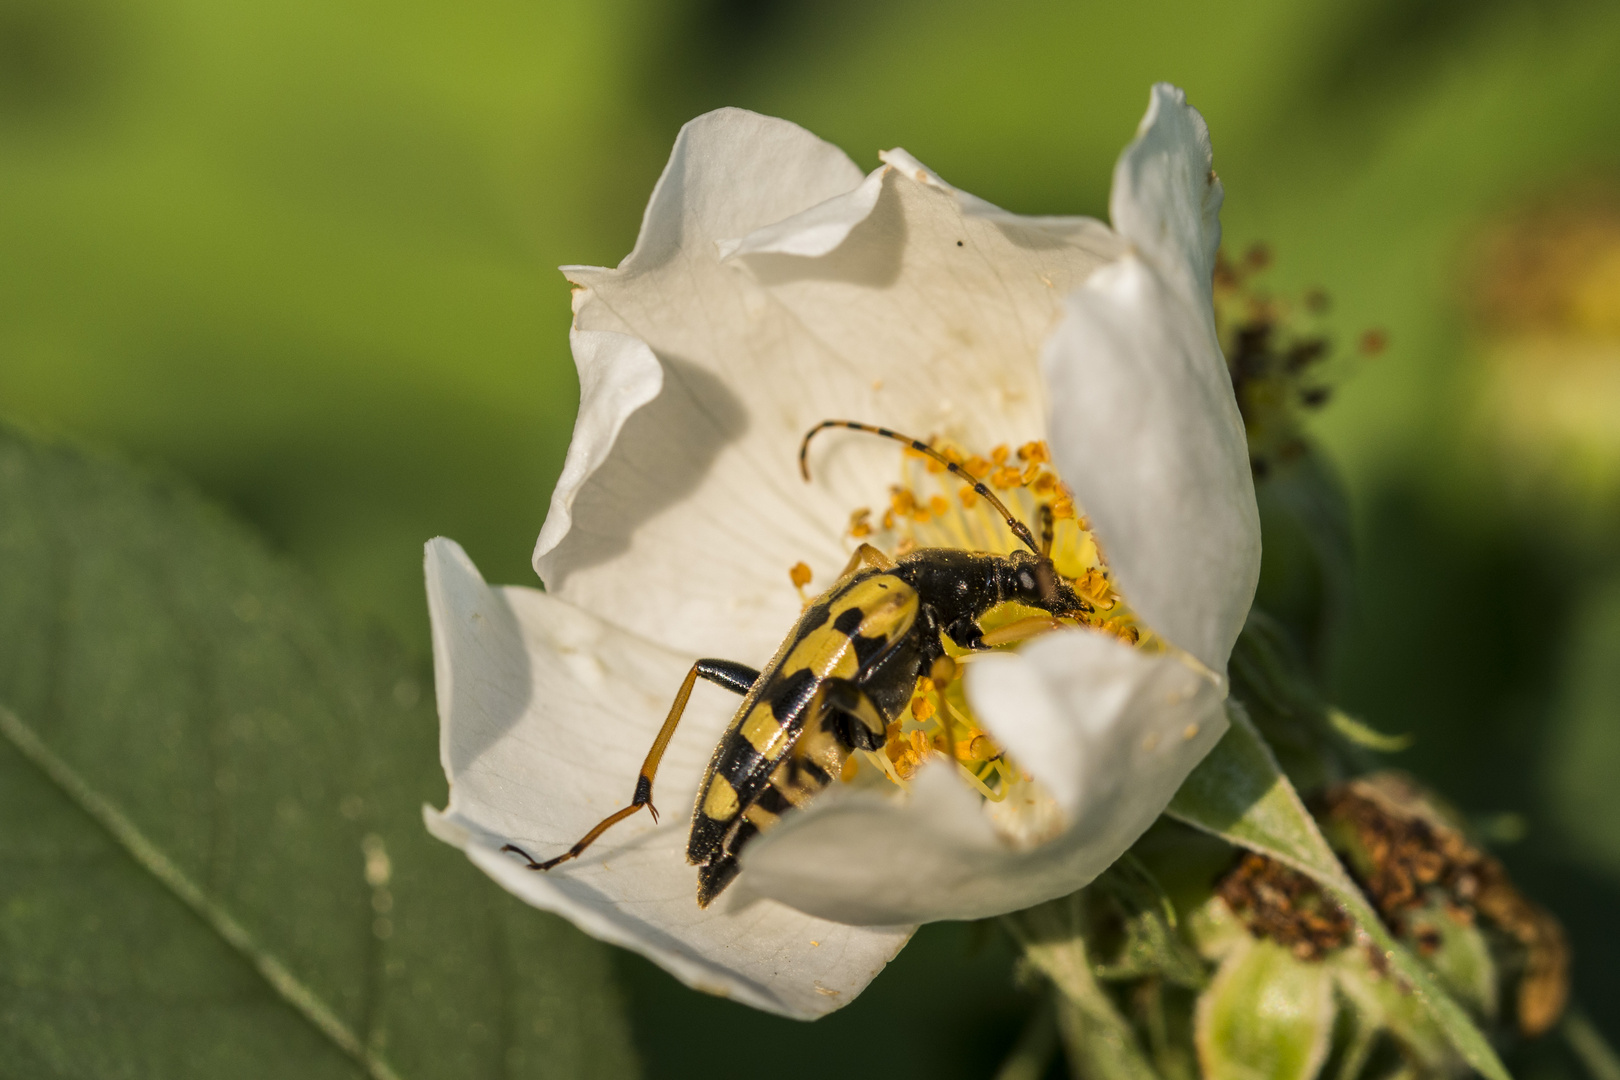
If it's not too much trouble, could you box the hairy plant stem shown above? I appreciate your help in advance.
[1003,894,1161,1080]
[994,996,1060,1080]
[1566,1008,1620,1080]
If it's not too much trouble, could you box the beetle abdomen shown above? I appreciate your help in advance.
[688,571,919,905]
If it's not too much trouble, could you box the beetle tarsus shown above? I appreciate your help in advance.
[502,843,547,870]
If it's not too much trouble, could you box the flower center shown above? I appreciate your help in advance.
[797,437,1154,846]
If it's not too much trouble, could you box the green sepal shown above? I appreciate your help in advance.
[1405,901,1500,1022]
[1089,857,1209,990]
[1226,612,1359,792]
[1194,939,1335,1080]
[1252,448,1358,661]
[1326,709,1415,753]
[1004,895,1162,1080]
[1329,948,1455,1073]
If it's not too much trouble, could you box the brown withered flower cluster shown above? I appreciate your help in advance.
[1214,243,1387,479]
[1322,774,1570,1037]
[1215,850,1354,960]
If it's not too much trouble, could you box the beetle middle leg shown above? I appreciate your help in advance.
[503,658,760,871]
[814,674,962,769]
[818,677,890,752]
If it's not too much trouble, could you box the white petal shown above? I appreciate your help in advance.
[532,329,663,580]
[969,631,1223,822]
[426,538,912,1018]
[1110,83,1224,311]
[1042,253,1260,672]
[552,114,1122,661]
[737,628,1226,925]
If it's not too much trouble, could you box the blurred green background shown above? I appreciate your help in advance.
[4,0,1619,1073]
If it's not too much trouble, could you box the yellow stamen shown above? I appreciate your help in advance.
[1017,440,1051,465]
[965,734,996,761]
[990,466,1023,489]
[789,561,813,604]
[1076,568,1116,609]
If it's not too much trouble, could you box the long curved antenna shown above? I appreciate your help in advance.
[799,420,1042,557]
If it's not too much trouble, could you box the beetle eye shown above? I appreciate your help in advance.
[1018,570,1036,592]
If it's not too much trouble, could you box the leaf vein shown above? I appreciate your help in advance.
[0,703,404,1080]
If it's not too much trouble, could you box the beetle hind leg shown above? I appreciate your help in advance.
[508,657,759,872]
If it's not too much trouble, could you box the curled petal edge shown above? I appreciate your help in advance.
[880,146,1119,242]
[719,146,1115,265]
[532,328,663,583]
[716,167,886,261]
[572,107,865,281]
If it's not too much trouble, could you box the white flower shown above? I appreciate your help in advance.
[424,83,1260,1019]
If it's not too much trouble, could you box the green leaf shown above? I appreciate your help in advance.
[0,425,638,1079]
[1167,705,1510,1080]
[1194,939,1334,1080]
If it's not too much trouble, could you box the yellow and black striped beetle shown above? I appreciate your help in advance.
[504,421,1091,906]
